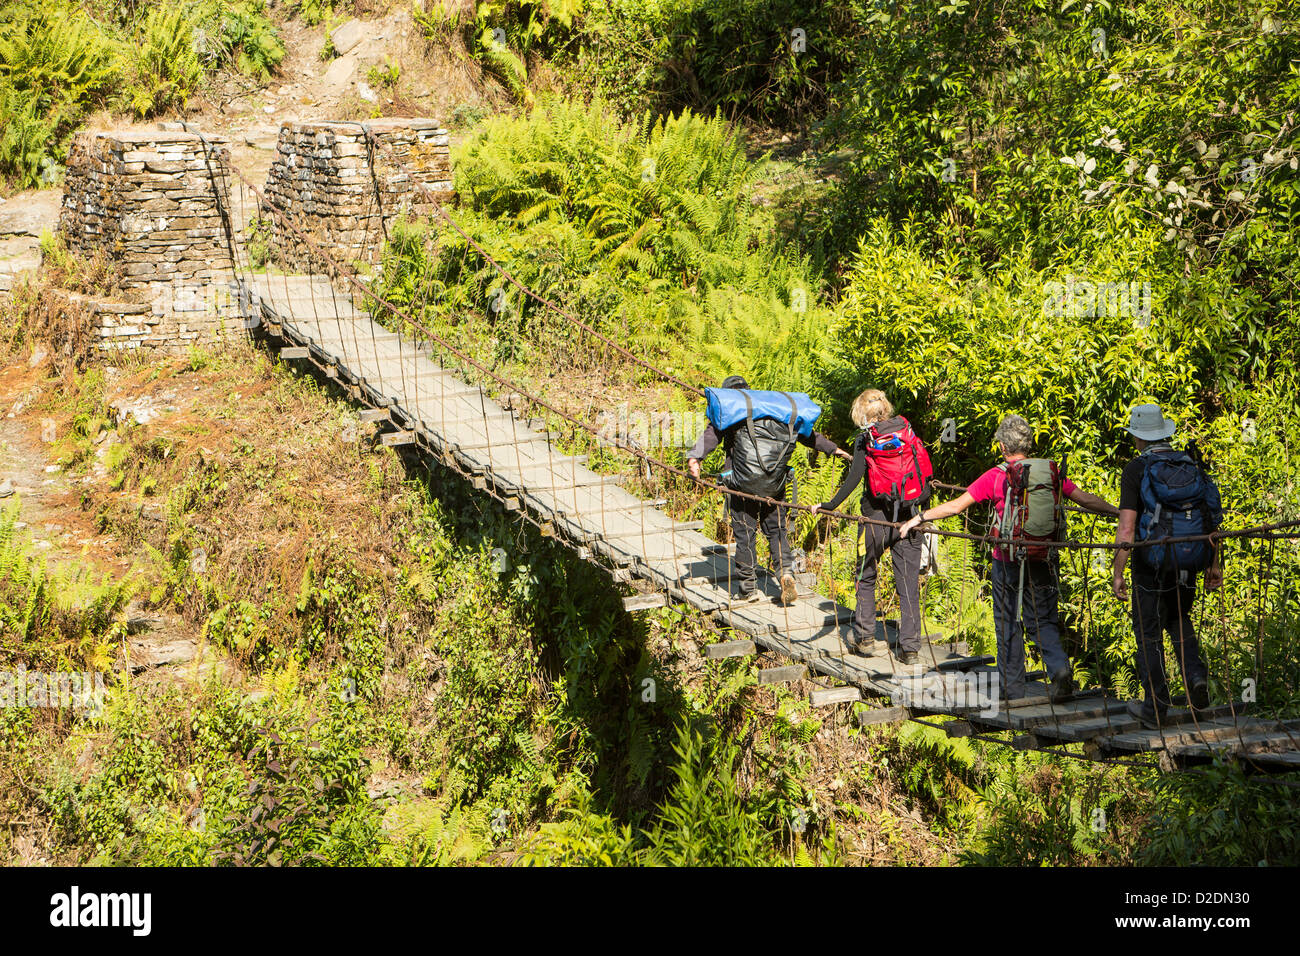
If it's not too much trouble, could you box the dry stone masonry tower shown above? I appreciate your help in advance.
[260,119,454,270]
[54,119,454,354]
[57,128,244,352]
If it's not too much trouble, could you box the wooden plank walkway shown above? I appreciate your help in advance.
[243,272,1300,772]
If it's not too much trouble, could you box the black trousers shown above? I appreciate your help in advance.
[1131,564,1207,717]
[855,505,922,653]
[990,558,1069,699]
[729,491,791,591]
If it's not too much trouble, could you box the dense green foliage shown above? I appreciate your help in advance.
[0,0,284,188]
[367,0,1300,863]
[7,0,1300,866]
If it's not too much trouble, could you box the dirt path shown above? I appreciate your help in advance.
[0,357,220,681]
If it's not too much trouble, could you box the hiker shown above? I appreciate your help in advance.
[1111,403,1222,729]
[899,414,1118,700]
[687,375,850,606]
[810,390,934,665]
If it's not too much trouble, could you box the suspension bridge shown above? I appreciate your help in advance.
[83,120,1300,774]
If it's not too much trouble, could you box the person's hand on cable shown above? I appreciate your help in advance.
[899,514,924,537]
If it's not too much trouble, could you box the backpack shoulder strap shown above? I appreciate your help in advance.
[780,391,798,439]
[1138,453,1163,517]
[741,391,763,461]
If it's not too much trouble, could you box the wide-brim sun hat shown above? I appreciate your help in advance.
[1125,403,1176,441]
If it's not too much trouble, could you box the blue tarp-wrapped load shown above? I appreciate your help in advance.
[704,388,822,437]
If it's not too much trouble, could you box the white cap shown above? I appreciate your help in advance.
[1125,403,1176,441]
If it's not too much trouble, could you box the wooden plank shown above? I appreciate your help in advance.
[1101,720,1234,753]
[1007,698,1130,730]
[1168,726,1300,757]
[600,523,704,540]
[855,705,911,726]
[1236,751,1300,769]
[934,655,996,672]
[704,639,756,659]
[358,408,391,423]
[1100,707,1278,752]
[810,686,860,707]
[517,475,624,492]
[380,430,416,446]
[623,592,668,612]
[758,664,806,684]
[1032,712,1140,743]
[680,544,734,559]
[280,346,310,359]
[1124,718,1300,752]
[997,688,1052,709]
[451,437,553,452]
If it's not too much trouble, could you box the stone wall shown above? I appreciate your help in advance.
[57,128,246,352]
[260,119,454,269]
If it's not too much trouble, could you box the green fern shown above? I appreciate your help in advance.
[125,2,205,118]
[0,0,123,186]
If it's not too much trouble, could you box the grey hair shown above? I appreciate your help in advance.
[994,414,1036,456]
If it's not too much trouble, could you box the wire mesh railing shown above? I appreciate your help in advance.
[183,120,1300,771]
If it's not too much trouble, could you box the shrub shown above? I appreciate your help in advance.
[0,1,123,187]
[125,2,205,118]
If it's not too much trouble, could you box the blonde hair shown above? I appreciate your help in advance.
[851,389,894,428]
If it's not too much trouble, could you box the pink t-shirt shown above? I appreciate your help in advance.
[966,464,1077,561]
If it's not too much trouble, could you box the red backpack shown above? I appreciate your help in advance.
[864,417,933,509]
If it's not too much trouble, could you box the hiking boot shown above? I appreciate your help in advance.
[1189,679,1210,711]
[1126,700,1160,731]
[846,636,885,657]
[779,572,798,606]
[897,650,919,666]
[736,587,762,604]
[1048,667,1075,703]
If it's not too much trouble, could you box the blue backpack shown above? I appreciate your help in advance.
[1137,448,1222,572]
